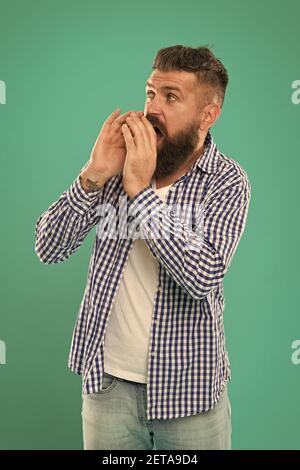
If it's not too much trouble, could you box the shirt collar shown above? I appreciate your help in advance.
[194,130,219,174]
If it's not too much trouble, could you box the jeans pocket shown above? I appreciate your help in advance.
[97,372,118,394]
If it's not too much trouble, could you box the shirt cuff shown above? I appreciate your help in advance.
[66,173,103,216]
[127,185,168,228]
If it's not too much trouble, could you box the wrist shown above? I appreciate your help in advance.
[126,184,150,200]
[79,164,109,193]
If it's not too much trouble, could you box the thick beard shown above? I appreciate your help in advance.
[153,120,200,181]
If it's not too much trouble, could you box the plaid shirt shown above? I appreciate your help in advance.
[35,130,251,420]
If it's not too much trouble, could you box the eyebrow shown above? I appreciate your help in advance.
[146,80,184,98]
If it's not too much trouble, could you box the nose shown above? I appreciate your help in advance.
[145,94,163,117]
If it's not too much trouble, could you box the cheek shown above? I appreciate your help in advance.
[167,112,185,134]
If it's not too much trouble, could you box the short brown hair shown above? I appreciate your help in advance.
[152,45,229,108]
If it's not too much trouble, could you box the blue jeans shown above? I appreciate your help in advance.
[81,372,232,450]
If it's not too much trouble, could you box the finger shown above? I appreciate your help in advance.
[121,123,135,149]
[111,110,144,132]
[133,114,155,151]
[126,115,148,149]
[103,107,122,127]
[111,111,138,131]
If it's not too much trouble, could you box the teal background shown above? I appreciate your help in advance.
[1,0,299,450]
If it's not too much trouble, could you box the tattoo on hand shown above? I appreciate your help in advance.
[86,178,102,190]
[79,175,102,192]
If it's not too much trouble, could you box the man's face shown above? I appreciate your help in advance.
[144,69,203,180]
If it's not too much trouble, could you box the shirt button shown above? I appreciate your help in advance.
[170,187,175,192]
[151,352,156,357]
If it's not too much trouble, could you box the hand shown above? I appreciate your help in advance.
[89,108,144,178]
[121,113,157,198]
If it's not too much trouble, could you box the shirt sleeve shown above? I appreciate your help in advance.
[34,166,106,264]
[127,175,251,300]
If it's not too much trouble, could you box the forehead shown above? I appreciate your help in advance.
[146,69,197,95]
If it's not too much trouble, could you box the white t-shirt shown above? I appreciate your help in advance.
[103,178,172,383]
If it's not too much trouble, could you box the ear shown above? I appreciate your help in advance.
[199,103,221,132]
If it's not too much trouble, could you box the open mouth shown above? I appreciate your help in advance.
[153,126,164,143]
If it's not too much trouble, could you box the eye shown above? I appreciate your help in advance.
[146,90,177,102]
[166,93,177,101]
